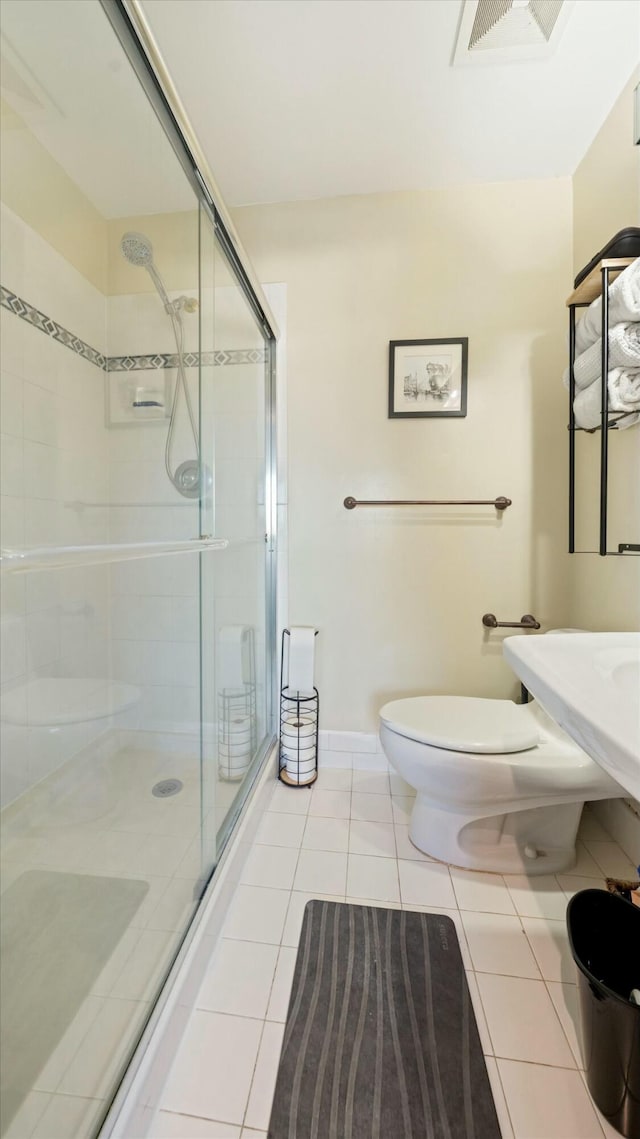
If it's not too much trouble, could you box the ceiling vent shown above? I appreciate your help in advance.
[453,0,575,65]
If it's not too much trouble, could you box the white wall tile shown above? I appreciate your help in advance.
[0,372,23,437]
[1,433,24,498]
[23,382,57,446]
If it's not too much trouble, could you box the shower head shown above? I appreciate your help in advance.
[120,230,173,312]
[120,231,154,268]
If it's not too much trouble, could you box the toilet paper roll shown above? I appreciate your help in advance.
[218,626,252,691]
[222,731,252,748]
[220,756,251,773]
[281,714,316,741]
[287,627,316,694]
[227,714,254,731]
[218,739,252,758]
[219,762,249,779]
[280,742,316,763]
[286,756,315,783]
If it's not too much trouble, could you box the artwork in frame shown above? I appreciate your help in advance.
[388,338,468,419]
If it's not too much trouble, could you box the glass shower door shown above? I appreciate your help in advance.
[200,212,275,862]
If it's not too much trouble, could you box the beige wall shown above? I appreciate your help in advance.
[0,100,108,293]
[569,69,640,632]
[234,181,573,730]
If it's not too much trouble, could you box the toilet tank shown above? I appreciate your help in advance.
[546,628,589,635]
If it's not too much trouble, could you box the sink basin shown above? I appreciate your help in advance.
[504,633,640,802]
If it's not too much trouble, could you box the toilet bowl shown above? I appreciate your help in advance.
[379,695,625,875]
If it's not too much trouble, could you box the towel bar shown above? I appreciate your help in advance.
[482,613,540,630]
[343,496,511,510]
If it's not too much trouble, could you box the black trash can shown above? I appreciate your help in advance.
[567,889,640,1138]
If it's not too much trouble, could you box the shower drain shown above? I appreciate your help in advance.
[152,779,183,798]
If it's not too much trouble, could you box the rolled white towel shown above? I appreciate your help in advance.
[574,368,640,431]
[575,259,640,354]
[608,366,640,414]
[563,323,640,391]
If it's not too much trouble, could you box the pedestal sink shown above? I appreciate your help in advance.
[504,633,640,802]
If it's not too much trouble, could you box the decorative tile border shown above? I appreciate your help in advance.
[1,286,267,372]
[107,348,267,371]
[1,286,107,369]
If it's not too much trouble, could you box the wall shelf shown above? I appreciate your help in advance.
[567,255,639,557]
[565,257,635,308]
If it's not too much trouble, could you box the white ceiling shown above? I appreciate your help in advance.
[141,0,640,206]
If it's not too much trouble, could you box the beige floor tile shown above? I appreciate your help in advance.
[521,915,575,984]
[497,1059,604,1138]
[302,815,350,852]
[151,1112,241,1138]
[222,885,290,945]
[477,974,576,1068]
[461,911,541,979]
[162,1010,262,1125]
[198,940,278,1020]
[243,1021,284,1132]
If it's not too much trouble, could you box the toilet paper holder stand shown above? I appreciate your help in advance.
[278,628,319,788]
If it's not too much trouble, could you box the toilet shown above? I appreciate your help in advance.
[379,633,625,875]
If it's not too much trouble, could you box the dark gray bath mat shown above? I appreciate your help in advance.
[0,869,148,1133]
[268,901,500,1139]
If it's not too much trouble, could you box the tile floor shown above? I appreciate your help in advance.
[0,741,243,1139]
[152,768,638,1139]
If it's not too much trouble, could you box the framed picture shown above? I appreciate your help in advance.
[388,338,468,419]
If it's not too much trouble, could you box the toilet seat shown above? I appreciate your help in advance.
[379,696,540,754]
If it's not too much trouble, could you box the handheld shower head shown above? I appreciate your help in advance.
[120,231,154,268]
[119,230,201,497]
[120,230,173,312]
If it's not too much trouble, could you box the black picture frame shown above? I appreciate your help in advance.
[388,338,468,419]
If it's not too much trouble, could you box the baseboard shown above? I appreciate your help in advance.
[590,798,640,869]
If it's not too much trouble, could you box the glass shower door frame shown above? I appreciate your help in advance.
[92,0,280,1131]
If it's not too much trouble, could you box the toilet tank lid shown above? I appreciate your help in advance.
[379,696,539,753]
[546,628,589,634]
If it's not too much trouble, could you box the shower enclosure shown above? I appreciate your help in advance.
[0,2,277,1136]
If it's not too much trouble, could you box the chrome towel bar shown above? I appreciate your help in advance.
[344,496,511,511]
